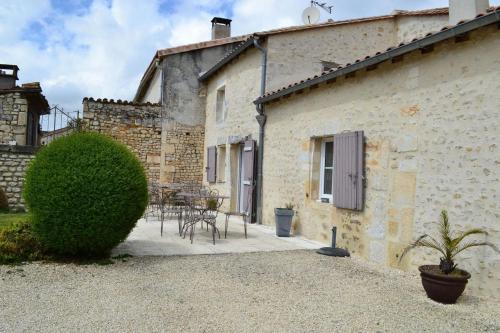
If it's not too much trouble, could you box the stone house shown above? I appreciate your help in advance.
[252,7,500,298]
[198,1,500,298]
[199,9,450,222]
[0,64,50,211]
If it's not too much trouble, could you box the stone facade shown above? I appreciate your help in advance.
[262,26,500,298]
[0,92,29,145]
[82,98,162,183]
[0,84,49,212]
[0,145,36,212]
[162,121,205,184]
[202,15,448,212]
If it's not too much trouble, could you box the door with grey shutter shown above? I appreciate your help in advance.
[206,146,217,183]
[333,131,364,210]
[241,139,256,222]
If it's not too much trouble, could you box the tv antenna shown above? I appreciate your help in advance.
[302,1,333,25]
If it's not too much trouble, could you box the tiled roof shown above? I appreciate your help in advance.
[198,8,457,82]
[199,37,256,81]
[156,35,249,58]
[83,97,160,107]
[135,7,452,101]
[254,6,500,105]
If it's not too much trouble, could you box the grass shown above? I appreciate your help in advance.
[0,212,30,230]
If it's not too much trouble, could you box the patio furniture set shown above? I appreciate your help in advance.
[146,182,250,244]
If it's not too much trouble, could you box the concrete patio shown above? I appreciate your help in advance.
[112,215,323,256]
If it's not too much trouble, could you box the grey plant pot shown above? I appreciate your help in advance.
[275,208,294,237]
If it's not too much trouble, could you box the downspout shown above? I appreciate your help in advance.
[253,36,267,225]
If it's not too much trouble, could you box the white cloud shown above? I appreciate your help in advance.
[1,0,499,127]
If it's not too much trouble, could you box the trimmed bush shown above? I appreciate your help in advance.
[24,132,148,257]
[0,187,8,213]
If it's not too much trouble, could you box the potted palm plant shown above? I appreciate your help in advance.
[401,210,499,304]
[275,203,294,237]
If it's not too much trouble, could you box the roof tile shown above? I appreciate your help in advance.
[255,7,500,104]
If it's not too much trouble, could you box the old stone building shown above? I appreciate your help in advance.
[0,64,50,211]
[200,9,450,222]
[254,8,500,298]
[133,19,245,185]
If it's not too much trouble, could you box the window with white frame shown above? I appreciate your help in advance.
[215,86,226,123]
[319,138,334,202]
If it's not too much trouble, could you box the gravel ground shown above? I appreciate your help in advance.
[1,250,499,333]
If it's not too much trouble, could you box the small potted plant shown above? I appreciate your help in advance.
[274,203,294,237]
[400,210,499,304]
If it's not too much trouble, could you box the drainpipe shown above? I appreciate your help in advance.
[253,36,267,225]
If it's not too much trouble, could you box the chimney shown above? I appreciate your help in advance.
[449,0,490,25]
[0,64,19,90]
[211,17,232,40]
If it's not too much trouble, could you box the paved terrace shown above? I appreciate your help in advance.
[112,215,323,256]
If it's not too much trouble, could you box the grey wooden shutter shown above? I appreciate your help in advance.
[242,140,256,222]
[206,146,217,183]
[333,131,364,210]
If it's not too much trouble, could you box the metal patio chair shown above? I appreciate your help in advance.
[223,185,253,239]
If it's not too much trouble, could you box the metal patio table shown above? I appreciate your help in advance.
[177,191,228,244]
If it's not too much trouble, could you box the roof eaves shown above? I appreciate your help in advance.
[255,8,500,105]
[199,37,256,82]
[133,55,159,103]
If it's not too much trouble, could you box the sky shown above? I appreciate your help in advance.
[1,0,499,129]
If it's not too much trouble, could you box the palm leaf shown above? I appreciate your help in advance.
[451,228,488,248]
[400,234,446,262]
[439,210,453,259]
[451,240,500,258]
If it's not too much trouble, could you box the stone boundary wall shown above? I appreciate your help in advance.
[83,98,162,183]
[0,145,37,212]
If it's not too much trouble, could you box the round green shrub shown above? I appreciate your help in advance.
[24,132,148,257]
[0,187,8,212]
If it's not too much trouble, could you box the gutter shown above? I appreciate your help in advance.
[253,36,267,225]
[254,9,500,105]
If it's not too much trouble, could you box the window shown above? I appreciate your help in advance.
[217,145,226,182]
[216,86,226,123]
[319,138,334,202]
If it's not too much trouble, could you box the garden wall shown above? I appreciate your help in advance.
[82,98,162,183]
[0,145,36,212]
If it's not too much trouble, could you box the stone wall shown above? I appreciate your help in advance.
[202,15,448,210]
[82,98,162,183]
[162,121,204,184]
[266,15,447,92]
[262,26,500,298]
[0,92,28,145]
[0,145,36,212]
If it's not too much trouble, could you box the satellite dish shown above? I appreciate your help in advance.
[302,6,320,25]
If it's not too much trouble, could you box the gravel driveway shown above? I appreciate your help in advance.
[1,250,499,332]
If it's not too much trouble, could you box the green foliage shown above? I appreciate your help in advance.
[206,198,218,210]
[0,218,47,264]
[285,203,294,210]
[0,187,8,213]
[67,118,87,132]
[0,213,30,230]
[23,132,148,258]
[401,210,499,274]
